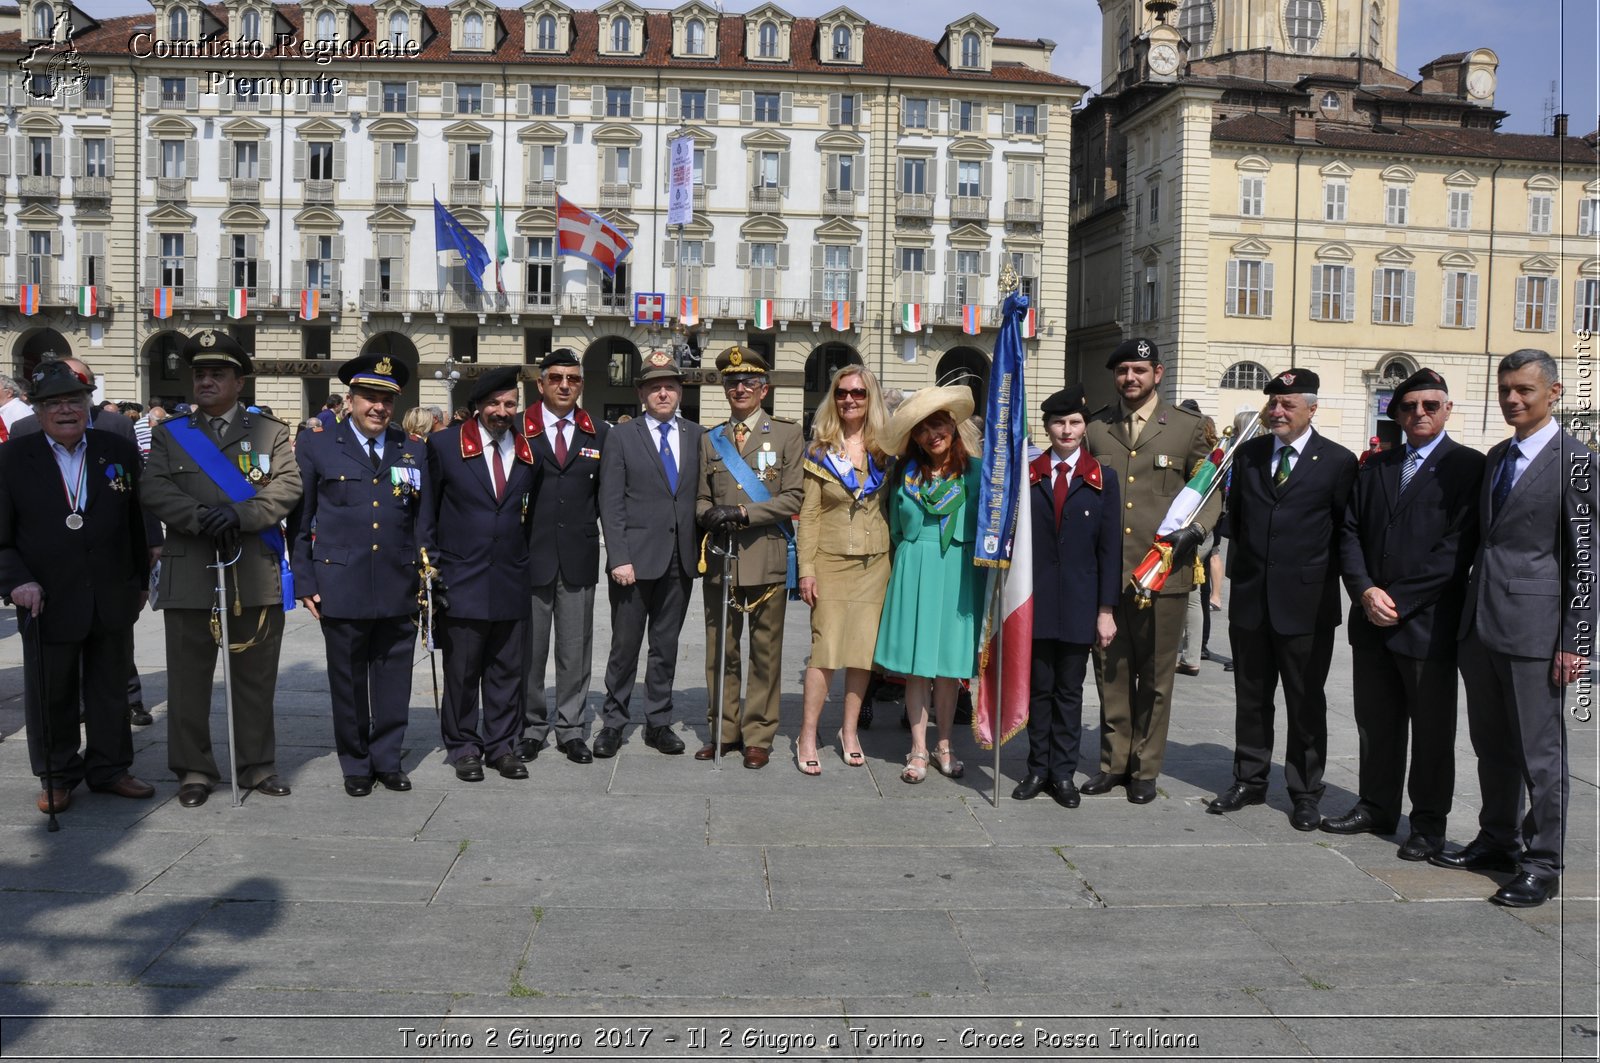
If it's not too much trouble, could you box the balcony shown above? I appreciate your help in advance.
[375,180,409,205]
[73,176,112,201]
[895,193,933,219]
[18,175,60,199]
[1,282,111,308]
[598,183,632,210]
[1005,199,1043,224]
[949,196,990,223]
[449,180,484,207]
[524,180,558,208]
[930,301,1002,328]
[303,179,335,205]
[154,177,188,203]
[749,186,782,214]
[360,288,437,314]
[821,191,856,217]
[229,178,261,203]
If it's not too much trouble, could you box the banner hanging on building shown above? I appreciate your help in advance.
[633,291,665,325]
[667,136,695,228]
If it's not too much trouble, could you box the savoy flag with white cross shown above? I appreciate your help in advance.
[556,196,634,277]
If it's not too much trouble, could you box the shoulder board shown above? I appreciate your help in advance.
[769,415,798,426]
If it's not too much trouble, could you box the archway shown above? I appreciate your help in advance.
[14,327,71,384]
[936,345,990,414]
[360,332,422,417]
[802,341,863,437]
[141,330,190,409]
[581,336,644,425]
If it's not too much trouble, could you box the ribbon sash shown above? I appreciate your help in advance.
[902,460,966,553]
[708,425,798,600]
[811,446,885,500]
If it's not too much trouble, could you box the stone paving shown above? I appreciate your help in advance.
[0,581,1595,1061]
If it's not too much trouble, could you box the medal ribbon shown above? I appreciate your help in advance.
[59,441,88,516]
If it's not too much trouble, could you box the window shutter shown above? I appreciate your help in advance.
[258,86,272,113]
[246,234,258,259]
[405,143,417,180]
[587,267,600,307]
[631,86,642,115]
[777,244,790,269]
[1262,262,1274,317]
[1440,273,1453,326]
[219,141,234,179]
[824,153,838,193]
[144,75,159,110]
[946,158,957,196]
[368,80,381,114]
[666,86,680,117]
[740,89,754,123]
[363,257,377,290]
[482,83,495,116]
[1577,280,1588,334]
[703,243,716,267]
[290,259,303,291]
[827,93,840,126]
[737,243,749,268]
[980,161,992,197]
[1403,269,1416,324]
[703,148,717,188]
[143,140,158,179]
[482,142,493,178]
[1371,269,1383,321]
[1544,276,1558,329]
[979,251,992,277]
[512,235,525,260]
[1343,266,1356,322]
[945,270,960,306]
[603,148,617,184]
[185,77,199,110]
[852,154,865,195]
[441,82,456,115]
[217,87,232,114]
[893,157,903,194]
[947,97,959,127]
[332,235,345,262]
[851,93,862,125]
[1309,264,1323,318]
[67,137,81,177]
[706,88,719,120]
[253,138,269,176]
[851,245,864,271]
[332,140,346,180]
[1465,273,1479,328]
[1515,276,1528,327]
[1037,103,1049,136]
[780,91,792,124]
[811,254,824,309]
[1223,260,1238,317]
[293,140,306,180]
[144,254,157,289]
[1003,101,1015,135]
[552,145,566,182]
[778,150,790,192]
[556,84,569,117]
[591,84,603,115]
[184,141,197,178]
[378,142,394,181]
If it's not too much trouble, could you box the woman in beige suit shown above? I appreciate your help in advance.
[794,365,892,774]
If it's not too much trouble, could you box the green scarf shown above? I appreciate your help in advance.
[902,460,965,553]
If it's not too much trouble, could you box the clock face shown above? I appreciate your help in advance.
[1149,43,1180,75]
[1467,69,1494,99]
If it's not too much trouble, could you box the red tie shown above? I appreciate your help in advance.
[554,417,569,465]
[1052,462,1070,525]
[492,437,507,501]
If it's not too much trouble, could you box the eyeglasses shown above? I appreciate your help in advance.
[725,379,765,393]
[1395,399,1444,414]
[834,387,868,401]
[545,373,582,385]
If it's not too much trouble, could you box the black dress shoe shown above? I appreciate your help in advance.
[375,771,412,792]
[1080,771,1129,795]
[1290,800,1321,832]
[642,725,684,755]
[1011,774,1047,800]
[1048,779,1081,809]
[1429,837,1519,873]
[1320,807,1397,836]
[1207,782,1267,814]
[1397,832,1443,862]
[129,704,154,726]
[558,739,594,764]
[454,756,485,783]
[492,754,528,779]
[515,738,542,763]
[343,775,373,797]
[177,783,210,808]
[251,776,291,797]
[593,726,624,758]
[1126,778,1158,804]
[1490,871,1559,908]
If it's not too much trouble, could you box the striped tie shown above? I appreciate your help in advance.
[1398,447,1418,493]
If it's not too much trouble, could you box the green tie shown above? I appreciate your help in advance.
[1274,446,1293,487]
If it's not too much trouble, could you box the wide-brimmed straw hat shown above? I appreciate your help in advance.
[880,385,975,457]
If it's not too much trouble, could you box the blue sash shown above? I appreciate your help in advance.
[165,419,295,611]
[708,425,798,600]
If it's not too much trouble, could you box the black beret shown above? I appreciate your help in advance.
[1178,398,1202,414]
[469,366,522,408]
[1040,385,1087,419]
[181,329,252,375]
[338,353,410,393]
[540,348,580,371]
[1106,337,1160,369]
[1386,367,1448,416]
[1263,368,1320,395]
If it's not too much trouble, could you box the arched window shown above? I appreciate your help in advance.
[536,13,556,50]
[167,6,188,38]
[31,3,52,39]
[1366,2,1382,58]
[831,24,851,60]
[462,12,484,48]
[1284,0,1323,54]
[240,8,261,41]
[1176,0,1215,56]
[315,9,336,41]
[387,12,407,46]
[611,16,630,52]
[1219,361,1271,390]
[960,31,980,67]
[1381,357,1412,383]
[685,17,705,55]
[1117,17,1131,70]
[757,20,777,57]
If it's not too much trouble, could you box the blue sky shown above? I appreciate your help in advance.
[72,0,1599,136]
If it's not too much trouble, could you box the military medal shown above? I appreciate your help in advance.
[65,513,83,530]
[61,447,87,529]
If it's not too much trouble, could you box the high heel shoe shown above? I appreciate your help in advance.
[931,741,964,779]
[795,739,821,776]
[837,729,865,767]
[900,750,928,784]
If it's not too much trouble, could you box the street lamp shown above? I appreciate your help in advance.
[434,355,462,407]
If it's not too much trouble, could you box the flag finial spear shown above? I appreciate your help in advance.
[998,261,1020,296]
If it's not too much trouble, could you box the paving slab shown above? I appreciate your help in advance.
[709,792,989,846]
[435,841,769,909]
[418,790,708,846]
[130,782,447,840]
[969,790,1259,847]
[0,823,203,894]
[766,844,1096,911]
[0,892,215,987]
[141,833,462,903]
[1063,840,1397,906]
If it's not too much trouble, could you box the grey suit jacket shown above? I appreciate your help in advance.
[1460,426,1598,660]
[598,415,704,581]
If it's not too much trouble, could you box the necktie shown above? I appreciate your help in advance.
[210,416,227,438]
[491,437,507,501]
[1274,446,1293,487]
[1052,462,1070,524]
[554,417,569,465]
[367,437,381,472]
[1124,413,1138,444]
[658,422,677,493]
[1398,447,1418,493]
[733,422,750,449]
[1491,442,1520,516]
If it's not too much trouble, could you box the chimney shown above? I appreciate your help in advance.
[1554,113,1569,138]
[1292,109,1318,143]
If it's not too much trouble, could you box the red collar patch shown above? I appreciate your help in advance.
[524,407,596,438]
[460,418,535,464]
[1031,450,1104,490]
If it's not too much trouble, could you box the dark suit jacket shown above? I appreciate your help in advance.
[1340,434,1483,659]
[1028,450,1121,645]
[289,422,435,619]
[599,414,705,581]
[1460,426,1599,659]
[12,405,138,443]
[523,406,608,587]
[426,422,539,622]
[1225,429,1358,636]
[0,431,149,643]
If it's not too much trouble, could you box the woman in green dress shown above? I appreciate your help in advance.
[873,386,984,783]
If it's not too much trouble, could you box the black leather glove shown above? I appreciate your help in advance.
[198,505,241,539]
[1165,522,1207,567]
[700,504,747,531]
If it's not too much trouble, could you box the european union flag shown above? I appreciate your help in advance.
[433,197,492,291]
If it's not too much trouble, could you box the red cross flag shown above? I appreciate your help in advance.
[556,196,633,277]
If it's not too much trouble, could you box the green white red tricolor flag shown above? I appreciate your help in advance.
[900,302,922,332]
[753,298,774,330]
[228,288,248,318]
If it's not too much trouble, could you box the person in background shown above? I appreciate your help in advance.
[0,373,30,437]
[401,407,434,442]
[316,395,344,430]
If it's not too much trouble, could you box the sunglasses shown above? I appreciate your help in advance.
[834,387,868,401]
[1395,399,1444,414]
[725,379,765,393]
[545,373,582,385]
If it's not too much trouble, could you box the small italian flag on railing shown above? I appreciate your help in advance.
[228,288,249,319]
[1020,305,1037,339]
[753,298,774,330]
[151,288,173,319]
[77,285,97,316]
[830,300,851,331]
[18,284,38,316]
[900,302,922,332]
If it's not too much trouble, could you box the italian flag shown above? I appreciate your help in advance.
[1020,306,1037,339]
[77,285,97,316]
[900,302,922,332]
[1156,446,1225,537]
[753,298,774,330]
[228,288,248,319]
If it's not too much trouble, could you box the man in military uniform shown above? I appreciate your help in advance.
[1083,338,1218,803]
[695,346,804,769]
[290,354,433,797]
[142,330,302,808]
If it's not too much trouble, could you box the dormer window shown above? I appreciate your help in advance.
[611,18,630,51]
[961,31,979,67]
[536,13,556,49]
[758,20,777,57]
[388,12,407,46]
[31,2,52,39]
[463,12,484,48]
[168,7,188,38]
[831,25,850,60]
[685,17,706,54]
[240,8,261,41]
[1320,91,1339,110]
[315,10,335,41]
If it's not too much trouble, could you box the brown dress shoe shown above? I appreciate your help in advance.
[90,774,156,799]
[36,787,71,814]
[693,741,744,761]
[741,747,771,769]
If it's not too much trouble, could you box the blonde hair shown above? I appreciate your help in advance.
[401,407,434,440]
[809,363,888,464]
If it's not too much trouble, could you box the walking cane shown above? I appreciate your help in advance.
[709,526,738,771]
[24,609,60,832]
[209,539,244,807]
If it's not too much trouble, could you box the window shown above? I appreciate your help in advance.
[167,7,187,38]
[600,261,629,310]
[1239,175,1264,216]
[1372,267,1415,324]
[536,13,556,50]
[1149,185,1160,225]
[1139,264,1159,320]
[536,144,558,182]
[1581,198,1600,236]
[457,84,483,114]
[83,75,107,103]
[389,11,407,46]
[956,160,982,197]
[382,81,408,112]
[1577,278,1600,334]
[1320,91,1340,111]
[606,86,632,118]
[1448,189,1472,230]
[1013,104,1039,136]
[160,77,186,106]
[680,88,706,121]
[306,235,335,291]
[29,137,50,177]
[692,148,707,186]
[525,237,554,305]
[307,142,335,180]
[757,20,777,57]
[1367,2,1382,57]
[315,10,335,42]
[1529,192,1554,234]
[960,31,980,67]
[1285,0,1323,53]
[1310,264,1354,321]
[753,92,780,122]
[903,97,929,129]
[529,85,557,115]
[160,140,185,179]
[1515,275,1557,331]
[900,157,927,195]
[677,241,705,298]
[83,138,108,177]
[309,79,335,107]
[611,146,631,185]
[816,245,851,302]
[952,249,982,303]
[954,99,977,133]
[832,25,851,60]
[1133,195,1142,233]
[838,93,856,126]
[1010,252,1037,301]
[232,140,259,179]
[160,233,186,287]
[756,150,781,188]
[31,2,51,38]
[1323,180,1346,221]
[900,247,925,273]
[1117,18,1130,70]
[1385,185,1408,225]
[747,242,779,299]
[234,78,259,106]
[462,13,484,48]
[1220,361,1270,390]
[610,17,630,52]
[240,9,260,41]
[1225,259,1273,317]
[833,153,855,193]
[461,143,484,181]
[25,232,50,284]
[686,18,706,55]
[1441,271,1478,328]
[230,234,258,289]
[1177,0,1215,55]
[389,142,409,181]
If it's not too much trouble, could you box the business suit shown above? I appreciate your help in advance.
[142,404,301,788]
[426,422,539,766]
[1224,429,1357,802]
[521,406,608,748]
[1084,397,1219,783]
[1026,450,1121,787]
[290,422,433,780]
[1457,427,1597,878]
[0,431,148,789]
[696,411,804,751]
[598,413,704,732]
[1338,434,1482,836]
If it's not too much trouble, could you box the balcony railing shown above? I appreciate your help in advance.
[895,192,933,218]
[303,179,335,205]
[450,180,484,207]
[138,286,345,313]
[949,195,990,222]
[1,282,111,307]
[749,186,782,214]
[18,175,60,198]
[821,191,856,216]
[154,177,189,203]
[598,183,633,210]
[375,180,409,205]
[73,176,112,200]
[229,178,261,203]
[1005,199,1043,224]
[524,180,558,207]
